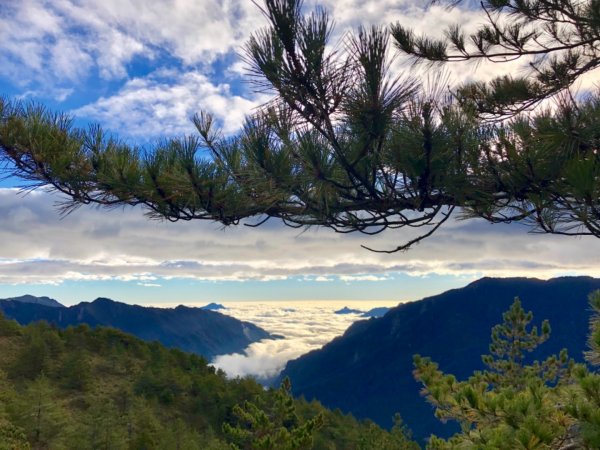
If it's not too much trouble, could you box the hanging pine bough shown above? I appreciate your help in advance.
[394,0,600,117]
[0,0,599,252]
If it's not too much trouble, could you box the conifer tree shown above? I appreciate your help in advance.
[480,297,570,389]
[13,375,67,450]
[413,297,582,449]
[393,0,600,116]
[60,348,92,391]
[71,397,128,450]
[563,291,600,448]
[0,370,29,450]
[223,377,324,450]
[0,0,598,251]
[10,327,51,380]
[358,414,421,450]
[585,290,600,366]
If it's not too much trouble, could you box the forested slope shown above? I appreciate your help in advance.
[0,312,418,450]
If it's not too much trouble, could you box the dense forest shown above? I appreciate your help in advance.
[0,311,419,450]
[3,287,600,449]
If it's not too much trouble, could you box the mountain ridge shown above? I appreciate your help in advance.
[1,294,64,308]
[280,276,600,442]
[0,295,272,360]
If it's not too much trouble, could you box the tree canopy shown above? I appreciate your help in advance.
[414,293,600,449]
[0,0,598,251]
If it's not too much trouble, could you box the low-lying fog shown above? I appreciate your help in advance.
[211,300,399,383]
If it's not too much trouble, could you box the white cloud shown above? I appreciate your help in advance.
[314,276,333,282]
[211,301,395,380]
[1,4,599,290]
[2,0,595,135]
[72,70,269,137]
[0,0,266,96]
[339,274,390,282]
[0,188,598,287]
[137,282,162,287]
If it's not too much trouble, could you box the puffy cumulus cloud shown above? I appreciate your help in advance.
[0,0,488,85]
[0,1,140,93]
[311,0,471,32]
[72,69,269,137]
[305,1,599,96]
[4,0,596,142]
[211,301,393,380]
[0,0,265,92]
[1,0,413,94]
[0,188,599,287]
[301,1,492,85]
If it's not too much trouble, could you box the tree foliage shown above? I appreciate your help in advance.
[223,377,324,450]
[565,291,600,447]
[414,293,600,449]
[480,297,570,390]
[0,0,598,251]
[394,0,600,116]
[0,312,416,450]
[357,414,422,450]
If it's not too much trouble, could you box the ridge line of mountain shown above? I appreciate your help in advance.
[0,295,272,360]
[279,276,600,443]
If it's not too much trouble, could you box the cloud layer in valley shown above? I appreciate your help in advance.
[211,301,395,381]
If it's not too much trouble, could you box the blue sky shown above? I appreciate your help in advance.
[0,0,599,306]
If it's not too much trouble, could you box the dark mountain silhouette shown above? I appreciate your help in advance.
[0,297,272,360]
[1,294,63,308]
[360,307,390,318]
[280,277,600,443]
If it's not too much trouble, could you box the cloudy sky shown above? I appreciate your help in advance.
[0,0,599,306]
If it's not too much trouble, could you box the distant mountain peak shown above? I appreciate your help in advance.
[334,306,363,315]
[0,295,64,308]
[360,307,390,318]
[91,297,117,303]
[201,302,227,311]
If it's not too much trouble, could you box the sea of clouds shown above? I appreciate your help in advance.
[210,300,399,383]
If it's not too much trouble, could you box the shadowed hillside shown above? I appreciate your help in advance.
[281,277,600,442]
[0,297,271,360]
